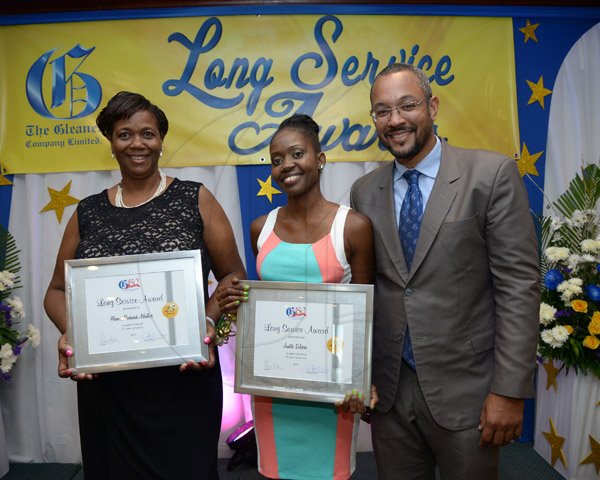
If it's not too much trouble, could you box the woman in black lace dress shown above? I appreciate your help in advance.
[44,91,246,480]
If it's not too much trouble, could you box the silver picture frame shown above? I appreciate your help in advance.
[64,250,207,374]
[234,280,373,403]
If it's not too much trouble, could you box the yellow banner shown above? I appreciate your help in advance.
[0,14,518,173]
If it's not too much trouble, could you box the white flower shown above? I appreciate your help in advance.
[557,277,583,302]
[550,217,563,232]
[541,325,570,348]
[579,253,597,263]
[0,343,16,373]
[545,247,570,262]
[26,324,41,348]
[539,303,557,326]
[0,343,13,359]
[581,239,600,253]
[567,254,581,271]
[0,270,16,292]
[569,209,591,228]
[0,357,16,374]
[6,296,25,318]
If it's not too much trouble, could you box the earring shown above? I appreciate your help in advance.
[111,152,115,159]
[160,150,163,157]
[318,164,324,171]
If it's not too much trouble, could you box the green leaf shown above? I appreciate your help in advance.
[0,224,21,288]
[542,164,600,251]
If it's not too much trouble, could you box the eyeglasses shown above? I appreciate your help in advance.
[370,96,430,123]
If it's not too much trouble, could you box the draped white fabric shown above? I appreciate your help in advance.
[0,161,378,462]
[534,22,600,480]
[0,399,8,476]
[544,22,600,208]
[534,363,600,480]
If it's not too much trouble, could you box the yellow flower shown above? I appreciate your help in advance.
[583,335,600,350]
[571,299,588,313]
[593,311,600,322]
[564,325,574,334]
[589,316,600,335]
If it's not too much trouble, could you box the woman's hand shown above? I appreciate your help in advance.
[335,385,379,414]
[217,276,248,314]
[180,317,217,372]
[58,333,96,381]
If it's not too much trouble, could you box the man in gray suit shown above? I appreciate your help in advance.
[350,63,540,479]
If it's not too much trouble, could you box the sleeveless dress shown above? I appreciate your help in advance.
[74,179,222,480]
[253,205,359,480]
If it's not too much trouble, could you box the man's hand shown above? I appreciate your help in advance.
[478,392,524,448]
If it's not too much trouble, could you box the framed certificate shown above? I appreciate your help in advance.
[65,250,208,374]
[234,280,373,403]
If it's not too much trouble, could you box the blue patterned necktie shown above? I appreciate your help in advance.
[399,170,423,268]
[399,169,423,370]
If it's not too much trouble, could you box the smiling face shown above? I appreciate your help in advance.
[269,127,324,198]
[371,70,439,168]
[110,110,163,181]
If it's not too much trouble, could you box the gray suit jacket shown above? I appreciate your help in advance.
[350,140,540,430]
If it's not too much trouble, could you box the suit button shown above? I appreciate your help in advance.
[396,333,403,340]
[405,288,413,296]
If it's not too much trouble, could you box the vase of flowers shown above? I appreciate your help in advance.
[0,225,40,381]
[537,164,600,379]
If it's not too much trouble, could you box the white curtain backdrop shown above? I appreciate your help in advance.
[543,22,600,208]
[534,21,600,480]
[534,363,600,480]
[0,161,378,463]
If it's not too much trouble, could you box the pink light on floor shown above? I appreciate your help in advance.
[219,338,247,432]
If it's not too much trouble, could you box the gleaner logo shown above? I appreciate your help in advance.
[26,44,102,119]
[285,306,307,318]
[118,278,141,290]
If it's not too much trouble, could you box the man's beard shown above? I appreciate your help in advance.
[381,121,433,160]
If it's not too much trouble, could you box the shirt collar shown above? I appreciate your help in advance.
[394,136,441,182]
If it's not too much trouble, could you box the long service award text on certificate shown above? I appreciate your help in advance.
[65,250,208,373]
[235,281,373,403]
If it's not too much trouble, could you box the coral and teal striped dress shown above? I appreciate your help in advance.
[253,205,359,480]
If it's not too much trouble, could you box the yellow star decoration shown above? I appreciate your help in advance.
[519,19,540,43]
[256,175,282,203]
[542,358,561,392]
[516,143,543,177]
[543,418,567,468]
[40,179,80,223]
[580,435,600,474]
[526,76,552,109]
[0,174,13,186]
[597,400,600,407]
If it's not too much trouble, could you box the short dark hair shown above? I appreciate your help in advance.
[272,114,321,152]
[371,63,433,100]
[96,91,169,140]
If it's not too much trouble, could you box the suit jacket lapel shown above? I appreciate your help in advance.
[372,162,410,282]
[410,142,460,276]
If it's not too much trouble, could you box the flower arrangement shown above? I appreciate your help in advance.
[0,224,40,381]
[538,164,600,380]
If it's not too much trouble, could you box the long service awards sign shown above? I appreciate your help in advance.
[0,14,519,173]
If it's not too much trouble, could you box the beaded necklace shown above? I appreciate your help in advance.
[115,169,167,208]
